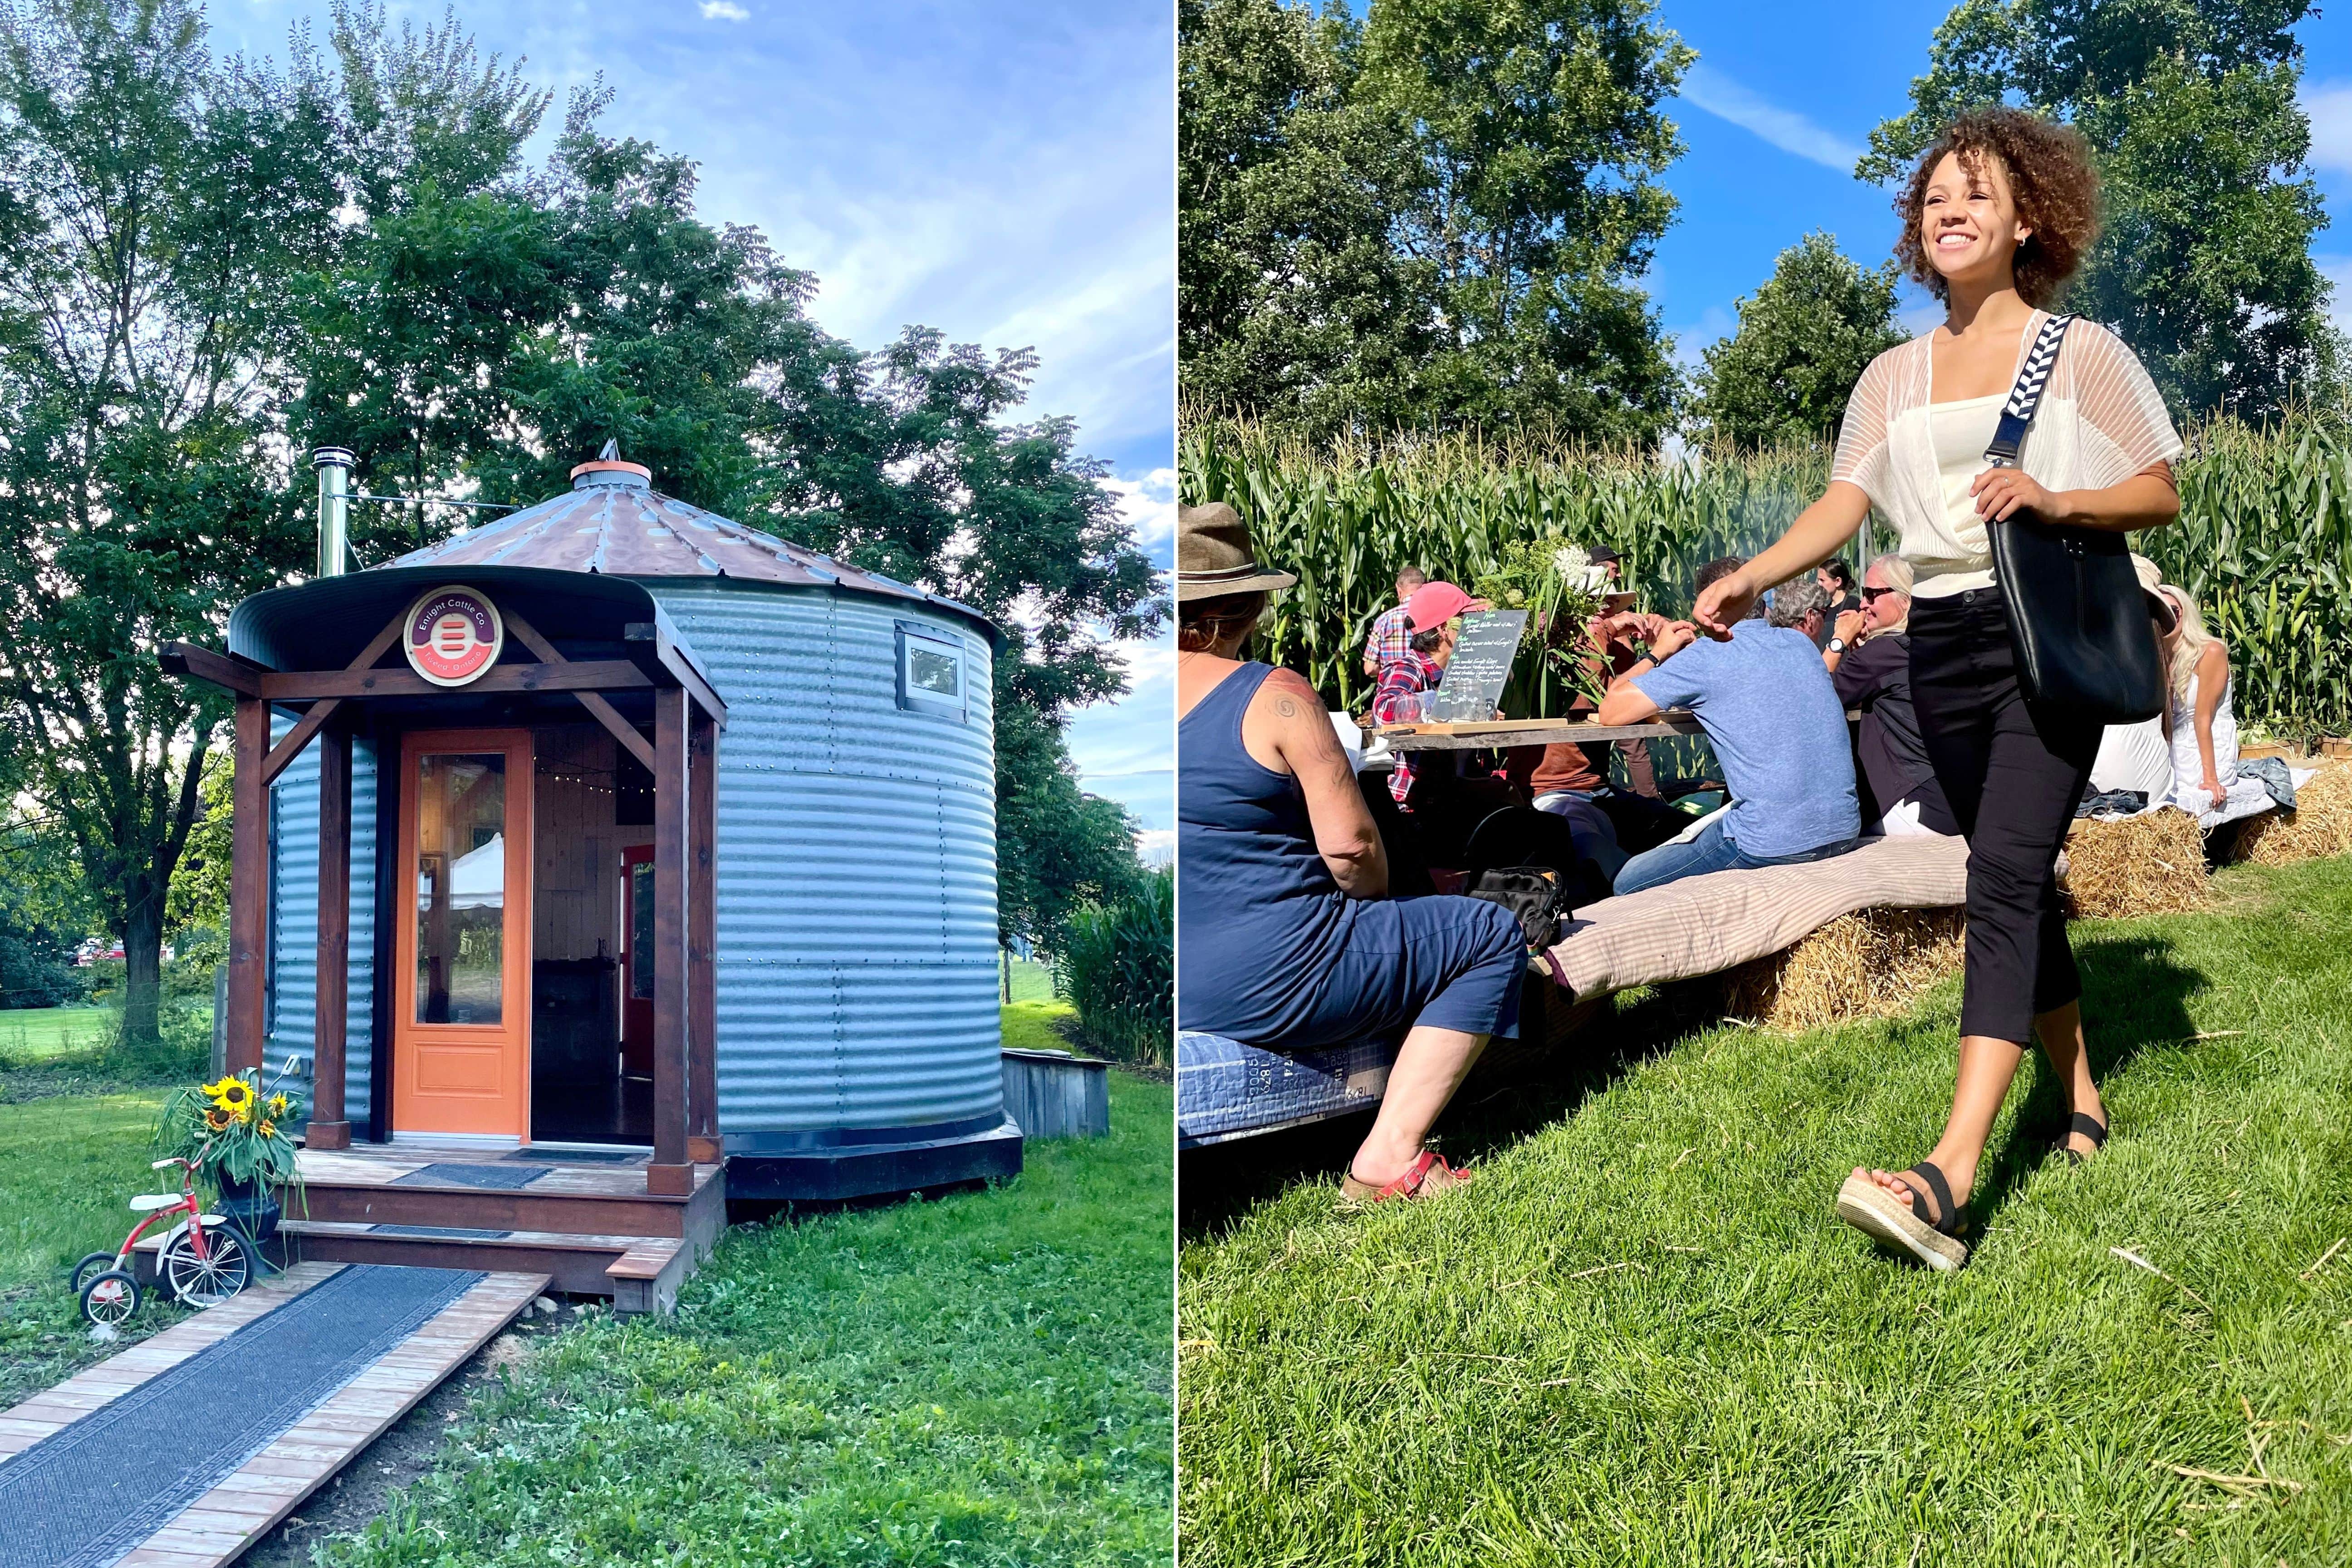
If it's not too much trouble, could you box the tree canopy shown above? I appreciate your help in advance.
[1180,0,1691,445]
[1693,233,1909,451]
[0,0,1161,1034]
[1859,0,2339,418]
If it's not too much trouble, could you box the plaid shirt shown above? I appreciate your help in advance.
[1365,604,1414,675]
[1371,650,1443,807]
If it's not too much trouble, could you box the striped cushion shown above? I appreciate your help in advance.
[1543,833,1971,1000]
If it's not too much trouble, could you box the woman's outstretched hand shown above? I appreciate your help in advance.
[1690,570,1757,640]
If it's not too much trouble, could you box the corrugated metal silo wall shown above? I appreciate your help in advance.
[644,581,1001,1135]
[263,722,376,1123]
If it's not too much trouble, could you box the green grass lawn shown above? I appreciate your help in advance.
[0,1007,113,1062]
[1007,955,1058,1004]
[1004,998,1079,1053]
[1180,857,2352,1566]
[0,1086,193,1405]
[320,1068,1174,1567]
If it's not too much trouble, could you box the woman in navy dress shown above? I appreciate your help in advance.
[1176,504,1525,1202]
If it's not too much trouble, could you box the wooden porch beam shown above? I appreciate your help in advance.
[501,609,656,772]
[623,620,728,730]
[687,706,719,1164]
[258,660,651,702]
[226,696,270,1072]
[260,609,412,785]
[160,642,266,698]
[647,686,693,1196]
[308,730,353,1150]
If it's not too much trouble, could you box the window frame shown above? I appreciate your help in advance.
[893,620,969,722]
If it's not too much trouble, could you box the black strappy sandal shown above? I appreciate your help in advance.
[1835,1160,1970,1271]
[2048,1111,2108,1165]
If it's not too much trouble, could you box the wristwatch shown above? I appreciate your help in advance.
[1826,637,1847,654]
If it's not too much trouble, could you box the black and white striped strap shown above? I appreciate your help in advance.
[1982,312,2074,469]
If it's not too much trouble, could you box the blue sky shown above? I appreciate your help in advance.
[1651,1,2352,355]
[208,0,1176,844]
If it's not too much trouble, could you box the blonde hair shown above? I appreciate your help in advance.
[2158,583,2220,700]
[1866,552,1914,635]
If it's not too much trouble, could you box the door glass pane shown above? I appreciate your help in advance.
[629,860,656,1001]
[415,753,506,1024]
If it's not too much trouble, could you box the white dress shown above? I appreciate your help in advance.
[2166,671,2273,828]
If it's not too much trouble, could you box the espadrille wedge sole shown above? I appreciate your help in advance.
[1836,1169,1969,1271]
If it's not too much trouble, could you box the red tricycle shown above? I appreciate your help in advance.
[71,1147,254,1325]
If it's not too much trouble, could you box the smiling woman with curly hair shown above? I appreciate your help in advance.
[1687,104,2186,1272]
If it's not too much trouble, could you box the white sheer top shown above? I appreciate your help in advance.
[1833,312,2184,599]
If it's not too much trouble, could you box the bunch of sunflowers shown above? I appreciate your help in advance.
[158,1068,303,1191]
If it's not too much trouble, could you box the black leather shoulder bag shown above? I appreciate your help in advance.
[1982,312,2166,724]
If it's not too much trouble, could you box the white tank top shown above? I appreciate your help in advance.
[1916,394,2004,598]
[2169,670,2239,792]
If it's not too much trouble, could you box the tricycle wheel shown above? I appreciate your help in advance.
[79,1268,139,1327]
[160,1225,250,1307]
[69,1252,117,1294]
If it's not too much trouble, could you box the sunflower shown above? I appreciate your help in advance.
[210,1078,255,1115]
[205,1106,234,1132]
[258,1119,276,1139]
[267,1093,290,1119]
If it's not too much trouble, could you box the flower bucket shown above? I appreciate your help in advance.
[212,1169,282,1243]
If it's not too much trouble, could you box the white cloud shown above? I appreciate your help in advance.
[1100,466,1176,564]
[699,2,750,20]
[1669,304,1735,370]
[1678,63,1866,176]
[2306,82,2352,175]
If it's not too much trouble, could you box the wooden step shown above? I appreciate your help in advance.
[293,1150,722,1242]
[276,1221,691,1313]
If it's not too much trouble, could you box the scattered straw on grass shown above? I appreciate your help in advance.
[1715,907,1967,1034]
[2232,758,2352,867]
[2063,807,2209,918]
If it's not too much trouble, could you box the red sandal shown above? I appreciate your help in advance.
[1340,1150,1470,1203]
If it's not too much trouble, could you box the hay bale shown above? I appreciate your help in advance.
[1717,907,1967,1033]
[2062,807,2208,918]
[2232,758,2352,867]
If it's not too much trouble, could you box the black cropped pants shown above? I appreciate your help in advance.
[1908,585,2102,1046]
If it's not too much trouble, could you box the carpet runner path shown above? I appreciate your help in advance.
[0,1261,545,1568]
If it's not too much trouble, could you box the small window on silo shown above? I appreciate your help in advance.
[895,622,967,720]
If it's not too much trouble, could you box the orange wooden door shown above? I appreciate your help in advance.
[393,729,534,1139]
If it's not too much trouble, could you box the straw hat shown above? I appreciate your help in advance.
[1178,503,1296,601]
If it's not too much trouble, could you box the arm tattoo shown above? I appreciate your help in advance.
[1274,696,1300,719]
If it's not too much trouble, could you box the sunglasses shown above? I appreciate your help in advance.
[1859,586,1900,603]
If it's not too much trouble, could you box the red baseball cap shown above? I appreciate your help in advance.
[1403,581,1477,632]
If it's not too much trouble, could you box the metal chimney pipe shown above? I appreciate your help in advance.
[312,447,354,578]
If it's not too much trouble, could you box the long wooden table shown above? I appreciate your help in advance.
[1374,713,1705,752]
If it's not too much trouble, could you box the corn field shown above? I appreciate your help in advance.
[1181,412,2352,743]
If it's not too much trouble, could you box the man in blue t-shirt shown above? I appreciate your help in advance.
[1594,563,1860,896]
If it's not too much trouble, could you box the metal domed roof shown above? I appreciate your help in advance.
[380,456,988,630]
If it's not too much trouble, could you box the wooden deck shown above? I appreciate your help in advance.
[0,1262,544,1568]
[274,1142,725,1313]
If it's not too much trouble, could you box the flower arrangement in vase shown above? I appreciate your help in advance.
[1471,538,1615,718]
[157,1069,302,1240]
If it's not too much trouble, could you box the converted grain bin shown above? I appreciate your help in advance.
[169,449,1015,1254]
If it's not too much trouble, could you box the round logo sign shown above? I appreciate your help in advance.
[403,586,504,687]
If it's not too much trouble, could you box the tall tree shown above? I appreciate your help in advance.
[1694,232,1909,450]
[0,0,342,1045]
[1178,0,1436,436]
[1859,0,2338,418]
[1178,0,1693,444]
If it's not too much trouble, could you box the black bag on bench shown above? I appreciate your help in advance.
[1465,866,1573,953]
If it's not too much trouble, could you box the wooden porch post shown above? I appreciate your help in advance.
[647,686,693,1195]
[307,728,353,1150]
[226,696,272,1073]
[687,708,720,1164]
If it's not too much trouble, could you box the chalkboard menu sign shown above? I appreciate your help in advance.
[1426,609,1527,723]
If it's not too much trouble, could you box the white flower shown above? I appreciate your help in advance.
[1551,544,1590,581]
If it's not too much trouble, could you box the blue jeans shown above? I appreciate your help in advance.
[1611,816,1859,897]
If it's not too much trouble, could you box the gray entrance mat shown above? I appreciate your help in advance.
[370,1224,513,1240]
[0,1263,483,1568]
[504,1147,642,1163]
[392,1162,545,1190]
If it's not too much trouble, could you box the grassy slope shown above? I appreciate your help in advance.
[325,1070,1175,1568]
[1004,999,1080,1053]
[1180,858,2352,1566]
